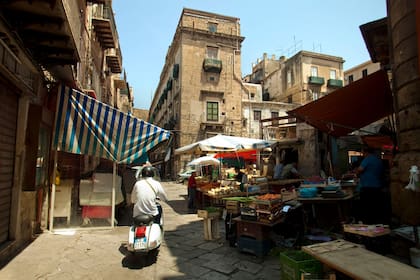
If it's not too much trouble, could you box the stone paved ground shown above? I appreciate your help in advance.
[0,181,282,279]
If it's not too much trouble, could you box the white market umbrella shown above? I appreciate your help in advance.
[187,156,220,166]
[175,134,275,155]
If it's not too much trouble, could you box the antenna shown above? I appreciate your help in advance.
[312,43,322,53]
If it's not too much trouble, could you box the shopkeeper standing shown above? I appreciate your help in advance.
[356,147,386,224]
[235,167,247,191]
[187,171,197,211]
[280,161,301,179]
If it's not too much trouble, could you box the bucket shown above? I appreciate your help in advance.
[409,247,420,268]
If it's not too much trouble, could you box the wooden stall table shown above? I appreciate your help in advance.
[233,216,284,257]
[298,193,354,231]
[302,239,420,280]
[343,224,391,254]
[233,201,303,257]
[269,179,303,193]
[197,189,248,208]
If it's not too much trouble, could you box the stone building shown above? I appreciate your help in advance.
[245,51,345,177]
[241,82,297,140]
[260,50,345,105]
[344,60,381,85]
[0,0,128,263]
[148,8,245,176]
[382,1,420,227]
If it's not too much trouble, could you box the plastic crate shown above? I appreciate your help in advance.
[237,236,272,257]
[280,250,323,280]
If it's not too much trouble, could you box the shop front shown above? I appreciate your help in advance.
[49,86,171,231]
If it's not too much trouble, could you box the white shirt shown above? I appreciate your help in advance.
[131,177,167,217]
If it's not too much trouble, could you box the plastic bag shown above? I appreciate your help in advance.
[405,165,419,191]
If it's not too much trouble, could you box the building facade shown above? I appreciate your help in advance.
[0,0,129,263]
[245,51,345,177]
[148,8,245,176]
[344,60,381,86]
[259,51,345,105]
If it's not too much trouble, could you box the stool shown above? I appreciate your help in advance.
[203,217,220,240]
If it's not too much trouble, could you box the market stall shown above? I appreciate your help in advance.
[51,86,171,230]
[175,134,277,207]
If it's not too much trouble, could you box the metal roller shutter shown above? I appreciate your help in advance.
[0,85,18,244]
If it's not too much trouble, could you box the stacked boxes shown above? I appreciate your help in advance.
[236,213,274,256]
[237,236,272,257]
[225,200,240,214]
[254,195,283,224]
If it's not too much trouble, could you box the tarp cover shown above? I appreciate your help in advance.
[288,70,393,137]
[53,86,171,164]
[174,134,275,155]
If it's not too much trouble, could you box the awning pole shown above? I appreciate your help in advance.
[49,149,58,231]
[112,162,116,228]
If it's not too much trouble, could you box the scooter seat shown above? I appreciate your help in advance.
[133,214,154,226]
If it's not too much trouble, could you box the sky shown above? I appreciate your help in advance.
[113,0,387,110]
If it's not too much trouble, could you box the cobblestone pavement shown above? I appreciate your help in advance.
[0,181,282,280]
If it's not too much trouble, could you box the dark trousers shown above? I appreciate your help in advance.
[188,187,196,209]
[360,187,388,225]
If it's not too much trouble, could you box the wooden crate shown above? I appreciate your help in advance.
[197,209,220,219]
[225,200,240,214]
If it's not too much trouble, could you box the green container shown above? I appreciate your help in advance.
[280,250,323,280]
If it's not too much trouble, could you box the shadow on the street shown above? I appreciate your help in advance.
[118,243,158,269]
[165,196,190,215]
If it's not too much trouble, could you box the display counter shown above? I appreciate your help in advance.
[302,239,420,280]
[298,193,354,231]
[79,173,123,224]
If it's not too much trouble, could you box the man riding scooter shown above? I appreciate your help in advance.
[128,165,167,255]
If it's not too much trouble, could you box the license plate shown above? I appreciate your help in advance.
[134,237,147,250]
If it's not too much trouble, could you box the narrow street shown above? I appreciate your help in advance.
[0,182,281,280]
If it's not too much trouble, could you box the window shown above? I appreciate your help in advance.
[250,93,255,100]
[330,69,336,79]
[208,22,217,33]
[362,69,368,77]
[206,101,218,121]
[312,91,319,100]
[287,95,292,103]
[287,70,292,86]
[271,111,279,119]
[206,46,218,59]
[271,111,279,125]
[311,66,318,77]
[253,110,261,121]
[348,75,354,83]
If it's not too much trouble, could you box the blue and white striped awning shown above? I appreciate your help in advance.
[53,86,171,164]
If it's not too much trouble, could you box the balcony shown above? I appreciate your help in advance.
[203,58,222,73]
[1,43,38,92]
[308,76,325,85]
[105,47,122,73]
[173,64,179,79]
[92,5,117,49]
[327,79,343,88]
[200,113,225,131]
[0,0,80,69]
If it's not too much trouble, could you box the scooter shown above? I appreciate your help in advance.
[127,203,163,258]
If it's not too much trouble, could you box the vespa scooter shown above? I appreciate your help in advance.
[127,203,163,259]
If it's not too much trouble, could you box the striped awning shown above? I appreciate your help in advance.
[53,86,171,164]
